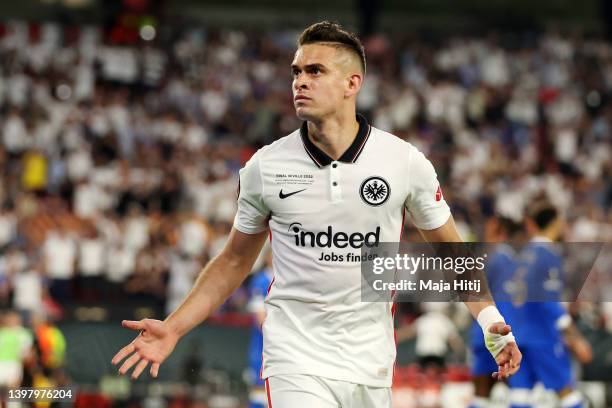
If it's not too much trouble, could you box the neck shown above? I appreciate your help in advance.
[306,110,359,160]
[531,231,554,242]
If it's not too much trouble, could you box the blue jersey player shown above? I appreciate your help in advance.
[246,251,274,408]
[507,203,592,408]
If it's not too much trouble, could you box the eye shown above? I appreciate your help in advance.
[291,68,300,77]
[311,66,320,75]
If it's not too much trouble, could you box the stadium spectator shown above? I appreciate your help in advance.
[12,258,46,320]
[0,310,33,388]
[43,224,77,303]
[77,227,107,302]
[396,303,464,377]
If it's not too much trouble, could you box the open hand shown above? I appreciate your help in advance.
[111,319,179,379]
[488,322,522,380]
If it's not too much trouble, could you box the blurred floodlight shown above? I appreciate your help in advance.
[140,25,156,41]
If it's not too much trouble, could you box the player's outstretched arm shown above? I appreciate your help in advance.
[417,215,521,379]
[563,322,593,364]
[111,227,269,379]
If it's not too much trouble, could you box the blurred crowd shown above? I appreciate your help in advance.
[0,18,608,408]
[0,21,609,327]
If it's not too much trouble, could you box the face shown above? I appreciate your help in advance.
[291,44,361,121]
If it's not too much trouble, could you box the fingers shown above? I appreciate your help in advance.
[131,359,150,380]
[118,352,141,375]
[508,343,521,368]
[489,323,511,336]
[500,363,508,380]
[112,344,160,379]
[495,342,519,365]
[111,343,135,365]
[122,320,146,331]
[493,344,521,380]
[492,363,509,380]
[495,350,511,366]
[150,363,160,378]
[114,319,166,380]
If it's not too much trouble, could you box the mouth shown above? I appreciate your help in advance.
[294,95,310,102]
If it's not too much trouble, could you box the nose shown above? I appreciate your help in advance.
[293,72,308,91]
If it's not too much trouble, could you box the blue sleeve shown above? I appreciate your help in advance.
[249,271,271,298]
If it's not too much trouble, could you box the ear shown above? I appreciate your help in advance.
[345,73,363,98]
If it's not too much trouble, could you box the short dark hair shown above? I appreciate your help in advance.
[528,201,559,230]
[298,21,366,74]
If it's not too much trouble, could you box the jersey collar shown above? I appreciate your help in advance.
[300,114,371,168]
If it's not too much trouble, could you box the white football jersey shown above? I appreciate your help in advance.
[233,115,451,387]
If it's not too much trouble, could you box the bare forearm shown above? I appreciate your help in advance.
[563,323,583,344]
[165,251,252,337]
[418,216,495,320]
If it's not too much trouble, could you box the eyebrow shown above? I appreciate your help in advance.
[291,63,327,71]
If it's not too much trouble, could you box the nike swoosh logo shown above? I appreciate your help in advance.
[279,188,306,199]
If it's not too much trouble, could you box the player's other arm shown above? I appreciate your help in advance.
[112,150,270,379]
[407,147,520,378]
[167,228,268,336]
[418,216,521,379]
[111,228,268,379]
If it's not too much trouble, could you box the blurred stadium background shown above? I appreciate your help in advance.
[0,0,610,407]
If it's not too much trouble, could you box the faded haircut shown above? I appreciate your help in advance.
[298,21,366,74]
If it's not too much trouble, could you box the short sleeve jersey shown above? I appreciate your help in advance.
[234,114,451,387]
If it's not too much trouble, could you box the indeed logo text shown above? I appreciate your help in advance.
[288,223,380,249]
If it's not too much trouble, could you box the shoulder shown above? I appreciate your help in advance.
[369,127,419,155]
[530,242,559,258]
[540,244,562,263]
[246,130,301,166]
[369,127,431,167]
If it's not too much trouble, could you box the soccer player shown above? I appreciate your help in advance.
[111,21,521,407]
[507,202,592,408]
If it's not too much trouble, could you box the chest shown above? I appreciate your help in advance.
[260,157,407,223]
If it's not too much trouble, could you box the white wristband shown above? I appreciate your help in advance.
[477,305,505,332]
[556,314,572,331]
